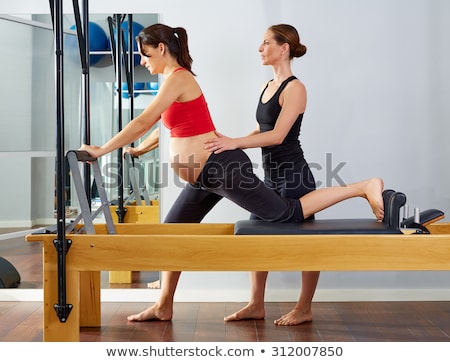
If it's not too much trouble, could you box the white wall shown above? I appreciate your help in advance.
[1,0,450,301]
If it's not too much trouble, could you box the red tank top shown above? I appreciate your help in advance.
[161,69,216,137]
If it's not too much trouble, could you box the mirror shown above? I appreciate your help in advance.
[0,13,161,290]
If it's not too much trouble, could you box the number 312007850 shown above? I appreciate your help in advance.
[271,346,344,357]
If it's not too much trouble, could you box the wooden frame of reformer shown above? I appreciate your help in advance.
[26,222,450,341]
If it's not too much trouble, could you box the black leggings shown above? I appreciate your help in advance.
[165,149,304,224]
[250,160,316,221]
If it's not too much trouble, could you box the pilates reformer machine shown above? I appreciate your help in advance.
[27,0,450,342]
[27,150,450,341]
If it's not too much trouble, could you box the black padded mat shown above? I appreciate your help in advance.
[234,219,402,235]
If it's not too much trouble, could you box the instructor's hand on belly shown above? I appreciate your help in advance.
[204,132,237,154]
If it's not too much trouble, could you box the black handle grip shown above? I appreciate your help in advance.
[66,150,97,162]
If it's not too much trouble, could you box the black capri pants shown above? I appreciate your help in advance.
[165,149,304,224]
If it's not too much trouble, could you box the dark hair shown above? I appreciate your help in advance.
[268,24,307,59]
[136,23,195,75]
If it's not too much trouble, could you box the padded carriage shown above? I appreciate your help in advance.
[234,190,442,235]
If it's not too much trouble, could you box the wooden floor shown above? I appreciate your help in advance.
[1,227,450,342]
[1,301,450,342]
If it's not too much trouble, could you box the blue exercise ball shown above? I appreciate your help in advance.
[65,22,110,66]
[114,21,144,66]
[146,82,159,94]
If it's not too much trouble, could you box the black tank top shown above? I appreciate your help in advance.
[256,76,306,179]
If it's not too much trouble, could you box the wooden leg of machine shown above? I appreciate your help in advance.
[80,271,101,327]
[109,271,133,283]
[108,204,160,284]
[43,269,80,342]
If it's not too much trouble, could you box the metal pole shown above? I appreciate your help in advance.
[81,0,91,205]
[115,14,126,222]
[128,14,135,121]
[50,0,72,323]
[72,0,92,206]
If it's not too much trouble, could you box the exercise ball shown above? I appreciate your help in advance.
[65,22,110,66]
[116,21,144,66]
[147,82,159,94]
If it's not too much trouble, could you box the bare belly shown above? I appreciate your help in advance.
[169,131,215,184]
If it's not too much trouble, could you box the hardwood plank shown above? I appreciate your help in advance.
[1,303,43,342]
[256,318,292,342]
[169,303,200,342]
[2,301,450,342]
[289,303,340,342]
[194,302,227,342]
[0,302,42,340]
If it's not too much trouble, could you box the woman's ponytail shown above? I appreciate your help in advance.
[173,27,195,75]
[136,23,195,75]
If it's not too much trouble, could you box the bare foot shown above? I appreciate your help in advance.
[224,304,265,322]
[365,178,384,221]
[127,303,172,322]
[274,308,312,326]
[147,280,161,289]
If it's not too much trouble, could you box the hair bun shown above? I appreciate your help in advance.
[294,43,307,58]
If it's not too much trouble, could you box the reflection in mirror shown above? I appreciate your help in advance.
[0,13,161,290]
